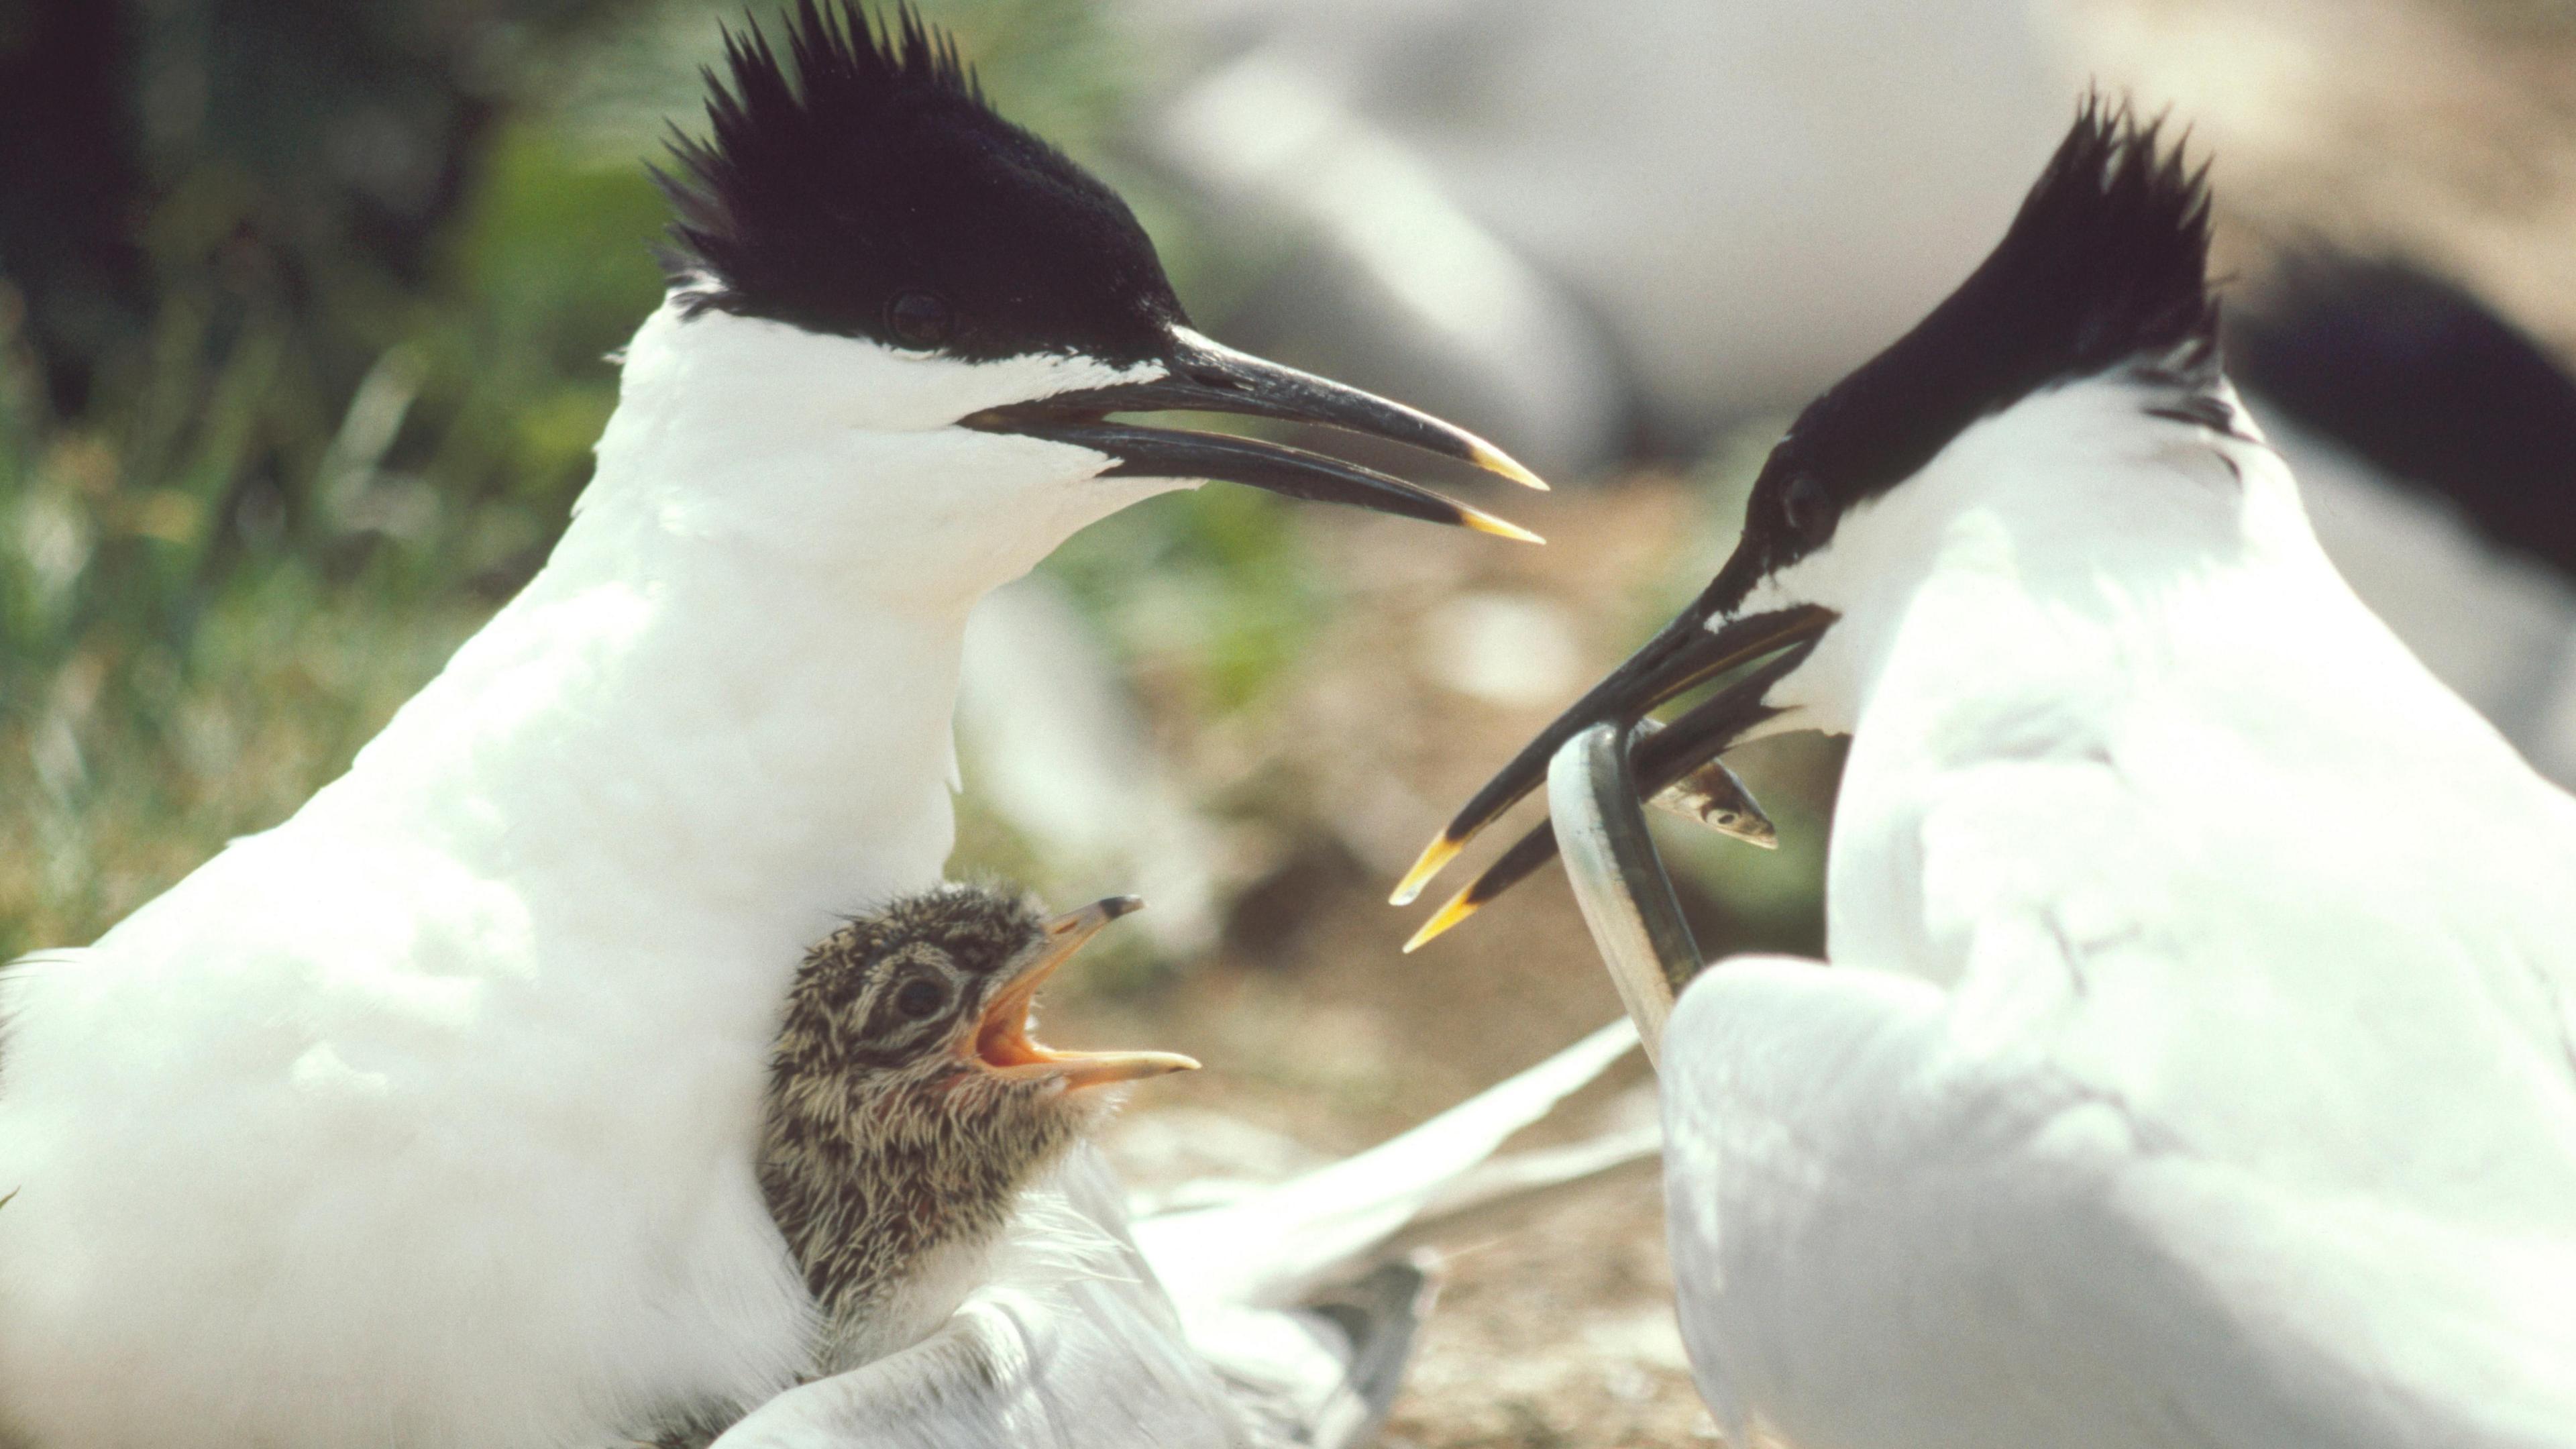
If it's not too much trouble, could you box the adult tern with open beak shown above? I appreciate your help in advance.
[1402,98,2576,1446]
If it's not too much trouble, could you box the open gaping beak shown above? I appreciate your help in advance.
[1392,601,1839,951]
[963,325,1546,541]
[972,896,1199,1089]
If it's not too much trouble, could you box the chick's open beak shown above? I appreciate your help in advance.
[962,325,1546,541]
[972,896,1198,1090]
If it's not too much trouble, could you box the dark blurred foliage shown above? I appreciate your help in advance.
[0,0,150,417]
[0,0,671,694]
[0,0,612,411]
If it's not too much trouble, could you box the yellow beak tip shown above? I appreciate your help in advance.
[1401,894,1481,954]
[1389,839,1463,906]
[1469,440,1552,492]
[1464,512,1546,545]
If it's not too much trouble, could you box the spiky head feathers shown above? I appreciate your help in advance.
[1711,96,2220,611]
[659,1,1183,364]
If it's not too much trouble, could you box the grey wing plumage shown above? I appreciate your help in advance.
[1140,1021,1644,1449]
[1292,1258,1440,1449]
[1197,1256,1439,1449]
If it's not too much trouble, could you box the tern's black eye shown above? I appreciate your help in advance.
[1779,472,1832,547]
[894,977,947,1020]
[887,292,954,349]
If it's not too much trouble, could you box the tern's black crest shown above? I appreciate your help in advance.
[1710,97,2218,611]
[659,0,1183,363]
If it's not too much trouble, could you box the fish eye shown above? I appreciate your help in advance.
[893,977,947,1020]
[887,292,954,349]
[1780,472,1831,545]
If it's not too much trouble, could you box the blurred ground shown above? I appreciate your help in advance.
[1057,480,1750,1448]
[1027,464,1857,1447]
[7,0,2576,1445]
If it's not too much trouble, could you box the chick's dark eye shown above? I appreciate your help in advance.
[1780,473,1831,545]
[893,978,947,1020]
[887,292,953,349]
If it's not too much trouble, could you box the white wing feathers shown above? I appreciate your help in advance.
[1132,1018,1641,1312]
[1666,946,2576,1449]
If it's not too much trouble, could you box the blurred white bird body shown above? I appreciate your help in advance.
[1668,372,2576,1448]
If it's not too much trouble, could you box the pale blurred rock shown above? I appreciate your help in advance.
[1417,591,1582,707]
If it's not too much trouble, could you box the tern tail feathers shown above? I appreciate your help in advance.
[1130,1017,1642,1311]
[1140,1018,1642,1449]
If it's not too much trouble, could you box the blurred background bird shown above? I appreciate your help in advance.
[7,0,2576,1440]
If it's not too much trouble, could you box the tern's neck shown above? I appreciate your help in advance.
[286,303,1171,965]
[306,479,975,956]
[1770,373,2555,971]
[300,447,981,965]
[1760,374,2354,756]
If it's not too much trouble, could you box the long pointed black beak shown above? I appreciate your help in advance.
[962,325,1546,541]
[1393,600,1836,950]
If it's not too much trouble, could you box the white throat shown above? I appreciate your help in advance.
[1731,370,2551,982]
[303,300,1184,965]
[1738,372,2312,748]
